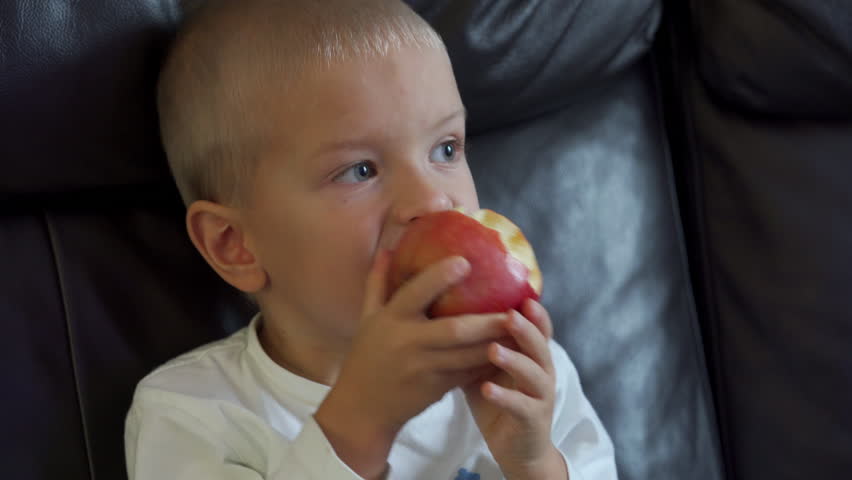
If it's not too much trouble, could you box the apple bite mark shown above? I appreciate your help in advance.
[469,209,542,296]
[388,209,542,318]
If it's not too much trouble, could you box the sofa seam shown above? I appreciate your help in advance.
[44,211,97,480]
[670,1,736,478]
[646,51,728,480]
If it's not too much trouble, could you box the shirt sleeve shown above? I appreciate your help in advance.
[125,391,366,480]
[548,340,619,480]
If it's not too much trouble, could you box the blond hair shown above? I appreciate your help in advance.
[157,0,445,206]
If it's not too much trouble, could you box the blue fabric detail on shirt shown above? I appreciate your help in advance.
[454,468,481,480]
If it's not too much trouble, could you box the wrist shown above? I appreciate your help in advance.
[314,388,399,479]
[503,445,568,480]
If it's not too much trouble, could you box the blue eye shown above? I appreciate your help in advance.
[430,140,462,163]
[335,161,377,184]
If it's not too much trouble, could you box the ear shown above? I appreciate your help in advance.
[186,200,268,293]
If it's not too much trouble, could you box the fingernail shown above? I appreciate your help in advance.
[492,344,505,362]
[485,383,500,399]
[452,257,470,275]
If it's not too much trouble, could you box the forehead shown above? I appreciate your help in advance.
[256,45,463,156]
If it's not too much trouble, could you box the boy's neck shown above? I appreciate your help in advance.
[257,313,348,386]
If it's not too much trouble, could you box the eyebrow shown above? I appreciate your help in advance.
[432,107,467,131]
[311,107,467,158]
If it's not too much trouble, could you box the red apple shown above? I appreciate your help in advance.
[388,208,542,317]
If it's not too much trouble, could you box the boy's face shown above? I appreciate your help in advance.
[242,45,478,343]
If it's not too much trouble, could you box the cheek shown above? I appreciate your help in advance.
[305,212,382,317]
[306,207,381,275]
[266,215,375,312]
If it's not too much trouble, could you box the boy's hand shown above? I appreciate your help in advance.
[314,251,509,480]
[462,299,569,480]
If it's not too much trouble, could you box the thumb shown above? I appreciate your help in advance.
[361,249,392,317]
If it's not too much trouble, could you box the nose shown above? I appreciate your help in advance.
[391,166,453,224]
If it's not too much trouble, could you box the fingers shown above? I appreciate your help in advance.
[495,336,520,353]
[487,342,550,398]
[480,380,537,421]
[430,342,493,372]
[505,309,554,376]
[423,312,510,349]
[417,344,497,392]
[387,256,470,316]
[521,298,553,340]
[362,249,393,317]
[480,306,556,418]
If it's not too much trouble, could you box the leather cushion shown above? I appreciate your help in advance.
[694,0,852,119]
[0,0,177,196]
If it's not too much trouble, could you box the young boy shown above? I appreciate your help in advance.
[124,0,617,479]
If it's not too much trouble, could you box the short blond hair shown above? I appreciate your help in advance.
[158,0,445,206]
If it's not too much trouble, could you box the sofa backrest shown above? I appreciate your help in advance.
[0,2,252,479]
[658,0,852,478]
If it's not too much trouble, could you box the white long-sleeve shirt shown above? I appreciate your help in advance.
[125,314,617,480]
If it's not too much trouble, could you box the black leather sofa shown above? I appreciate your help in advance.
[2,1,850,479]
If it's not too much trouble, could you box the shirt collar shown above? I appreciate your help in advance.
[245,312,331,408]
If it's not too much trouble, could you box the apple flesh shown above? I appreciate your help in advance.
[388,208,542,317]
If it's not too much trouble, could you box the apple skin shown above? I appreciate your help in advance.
[388,209,542,317]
